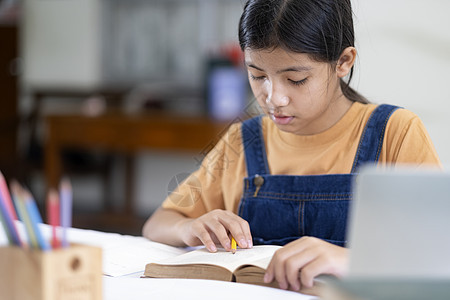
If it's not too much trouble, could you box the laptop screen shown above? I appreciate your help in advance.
[347,166,450,279]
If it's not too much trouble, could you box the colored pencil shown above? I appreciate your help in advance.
[23,189,51,251]
[0,190,21,246]
[0,173,22,246]
[10,181,37,248]
[0,204,13,244]
[0,171,18,220]
[47,189,60,248]
[60,178,72,248]
[231,237,237,254]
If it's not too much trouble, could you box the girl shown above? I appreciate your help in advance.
[143,0,441,292]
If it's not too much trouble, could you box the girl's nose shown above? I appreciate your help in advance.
[268,95,290,107]
[265,86,290,109]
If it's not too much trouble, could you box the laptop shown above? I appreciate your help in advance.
[347,165,450,279]
[321,166,450,300]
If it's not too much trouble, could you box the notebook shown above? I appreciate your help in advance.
[347,165,450,279]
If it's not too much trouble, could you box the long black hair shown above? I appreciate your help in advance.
[238,0,368,104]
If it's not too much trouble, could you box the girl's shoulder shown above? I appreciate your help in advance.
[354,102,421,126]
[386,105,423,129]
[221,119,244,141]
[212,119,245,155]
[377,104,431,148]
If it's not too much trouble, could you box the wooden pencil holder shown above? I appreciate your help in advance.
[0,244,102,300]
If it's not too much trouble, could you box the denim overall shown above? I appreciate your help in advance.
[238,104,399,246]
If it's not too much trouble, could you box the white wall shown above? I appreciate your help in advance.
[22,0,102,88]
[351,0,450,165]
[134,151,200,214]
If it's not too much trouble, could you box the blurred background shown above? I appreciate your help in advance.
[0,0,449,235]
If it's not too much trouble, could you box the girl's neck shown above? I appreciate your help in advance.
[292,91,353,136]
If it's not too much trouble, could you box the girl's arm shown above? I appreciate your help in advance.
[142,207,192,247]
[142,207,253,252]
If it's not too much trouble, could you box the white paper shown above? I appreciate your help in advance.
[2,222,188,277]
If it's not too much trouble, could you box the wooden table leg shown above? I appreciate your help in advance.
[124,154,134,216]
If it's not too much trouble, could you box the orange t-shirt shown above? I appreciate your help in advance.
[161,102,441,217]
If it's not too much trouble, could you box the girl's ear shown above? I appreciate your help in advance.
[336,47,357,78]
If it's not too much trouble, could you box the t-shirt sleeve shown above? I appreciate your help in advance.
[161,122,243,218]
[382,109,441,167]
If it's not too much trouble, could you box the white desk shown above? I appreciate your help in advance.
[0,223,317,300]
[103,277,315,300]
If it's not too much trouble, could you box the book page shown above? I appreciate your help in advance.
[237,255,273,270]
[101,237,189,276]
[155,245,282,272]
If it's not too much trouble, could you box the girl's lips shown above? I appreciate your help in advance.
[271,114,294,125]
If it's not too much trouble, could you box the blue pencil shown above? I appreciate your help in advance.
[11,181,38,249]
[0,191,21,246]
[0,207,13,244]
[23,189,51,251]
[23,187,44,224]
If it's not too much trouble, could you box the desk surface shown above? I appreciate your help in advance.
[0,223,316,300]
[103,277,316,300]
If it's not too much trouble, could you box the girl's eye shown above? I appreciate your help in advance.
[289,78,308,86]
[249,74,266,81]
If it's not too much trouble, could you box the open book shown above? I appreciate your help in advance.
[143,245,322,295]
[144,245,281,284]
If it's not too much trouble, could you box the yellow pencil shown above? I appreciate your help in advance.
[231,237,237,254]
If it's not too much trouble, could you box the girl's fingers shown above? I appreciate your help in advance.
[282,239,332,290]
[222,220,251,249]
[299,257,331,288]
[264,237,337,290]
[191,210,253,252]
[264,244,299,287]
[214,211,252,249]
[239,218,253,248]
[263,267,274,284]
[195,226,217,252]
[204,219,233,250]
[189,216,220,252]
[284,248,317,290]
[270,249,290,289]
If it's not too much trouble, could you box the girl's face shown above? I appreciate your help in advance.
[245,47,352,135]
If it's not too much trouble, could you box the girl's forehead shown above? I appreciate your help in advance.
[244,48,319,69]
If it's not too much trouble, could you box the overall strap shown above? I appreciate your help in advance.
[241,115,270,176]
[351,104,400,172]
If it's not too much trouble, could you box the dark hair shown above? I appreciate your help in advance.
[238,0,368,104]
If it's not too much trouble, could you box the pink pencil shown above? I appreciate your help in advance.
[47,189,60,248]
[0,171,22,246]
[0,171,18,220]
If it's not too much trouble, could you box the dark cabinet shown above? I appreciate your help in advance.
[0,25,19,178]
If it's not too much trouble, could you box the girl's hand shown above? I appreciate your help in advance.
[178,209,253,252]
[264,236,349,291]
